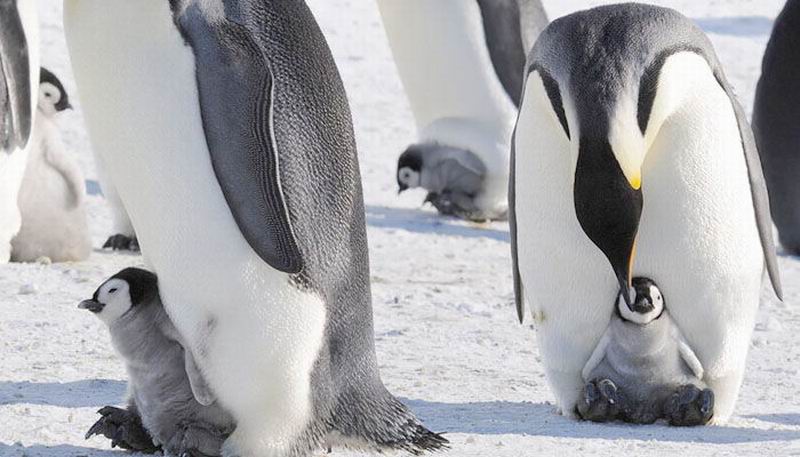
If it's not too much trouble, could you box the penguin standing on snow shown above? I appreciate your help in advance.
[80,268,235,456]
[380,0,549,221]
[579,278,713,426]
[510,4,781,423]
[65,1,446,456]
[753,0,800,255]
[12,67,91,263]
[0,1,39,263]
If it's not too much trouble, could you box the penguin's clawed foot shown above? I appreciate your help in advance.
[425,191,491,223]
[166,424,228,457]
[577,379,621,422]
[664,385,714,426]
[86,406,159,453]
[102,234,140,252]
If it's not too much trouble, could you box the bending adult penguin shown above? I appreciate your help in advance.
[510,4,782,424]
[378,0,548,221]
[64,1,446,456]
[0,0,39,263]
[753,0,800,255]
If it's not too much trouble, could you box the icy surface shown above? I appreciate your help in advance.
[1,1,798,456]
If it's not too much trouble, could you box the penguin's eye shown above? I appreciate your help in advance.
[108,288,118,294]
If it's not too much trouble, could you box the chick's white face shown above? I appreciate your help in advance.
[38,81,62,116]
[618,284,664,325]
[398,166,421,189]
[91,279,133,325]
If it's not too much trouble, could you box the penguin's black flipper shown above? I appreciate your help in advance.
[174,6,303,274]
[0,1,32,153]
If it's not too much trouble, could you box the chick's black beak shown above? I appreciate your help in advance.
[78,299,104,313]
[397,183,408,194]
[573,137,642,309]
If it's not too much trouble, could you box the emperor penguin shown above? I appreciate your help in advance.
[64,2,446,456]
[752,0,800,255]
[579,278,713,426]
[510,4,782,424]
[0,0,39,263]
[12,67,92,263]
[378,0,548,221]
[81,268,235,456]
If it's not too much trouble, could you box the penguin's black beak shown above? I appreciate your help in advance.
[0,1,32,153]
[573,137,642,308]
[78,299,105,314]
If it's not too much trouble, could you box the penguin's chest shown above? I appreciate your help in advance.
[66,0,327,419]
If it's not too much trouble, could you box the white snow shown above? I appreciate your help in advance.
[1,1,799,456]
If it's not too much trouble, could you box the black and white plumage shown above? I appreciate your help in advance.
[511,3,781,423]
[381,0,548,221]
[0,0,39,263]
[12,67,91,263]
[65,1,445,455]
[753,0,800,255]
[579,278,713,426]
[81,268,235,456]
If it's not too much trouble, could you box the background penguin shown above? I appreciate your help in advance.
[65,1,446,456]
[80,267,235,456]
[379,0,549,221]
[12,67,91,263]
[752,0,800,255]
[579,278,713,426]
[0,1,40,263]
[510,4,781,423]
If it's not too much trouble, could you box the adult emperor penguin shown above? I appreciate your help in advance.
[378,0,548,221]
[753,0,800,255]
[510,4,782,424]
[64,1,446,456]
[0,0,39,263]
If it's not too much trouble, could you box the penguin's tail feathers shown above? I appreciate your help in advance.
[331,387,449,455]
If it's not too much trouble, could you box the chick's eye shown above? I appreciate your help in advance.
[108,288,118,294]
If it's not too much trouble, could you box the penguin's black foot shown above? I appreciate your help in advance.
[664,385,714,426]
[425,192,491,222]
[166,424,228,457]
[577,379,621,422]
[102,234,140,252]
[86,406,159,453]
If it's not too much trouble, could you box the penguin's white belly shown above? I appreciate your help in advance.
[0,148,30,262]
[65,1,327,449]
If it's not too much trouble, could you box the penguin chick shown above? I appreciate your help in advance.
[80,267,236,456]
[11,67,91,263]
[397,143,506,222]
[578,278,714,426]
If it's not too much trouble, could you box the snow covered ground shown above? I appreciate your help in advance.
[2,1,799,456]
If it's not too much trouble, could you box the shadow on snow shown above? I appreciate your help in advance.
[0,379,125,408]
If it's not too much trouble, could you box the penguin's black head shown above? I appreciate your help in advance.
[39,67,72,113]
[616,277,665,325]
[79,268,158,325]
[397,146,424,193]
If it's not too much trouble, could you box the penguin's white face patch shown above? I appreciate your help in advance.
[617,284,664,325]
[93,279,134,325]
[398,167,421,188]
[38,81,62,116]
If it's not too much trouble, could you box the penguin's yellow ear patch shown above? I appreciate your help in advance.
[629,172,642,190]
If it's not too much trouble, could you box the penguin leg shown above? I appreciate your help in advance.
[85,405,159,453]
[663,385,714,426]
[166,424,229,457]
[576,379,621,422]
[102,234,140,252]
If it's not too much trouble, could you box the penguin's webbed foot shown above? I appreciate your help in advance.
[166,424,228,457]
[86,406,159,453]
[102,234,140,252]
[425,191,492,222]
[577,379,622,422]
[663,385,714,426]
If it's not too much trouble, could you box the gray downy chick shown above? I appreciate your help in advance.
[80,267,235,456]
[397,143,506,222]
[578,277,714,426]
